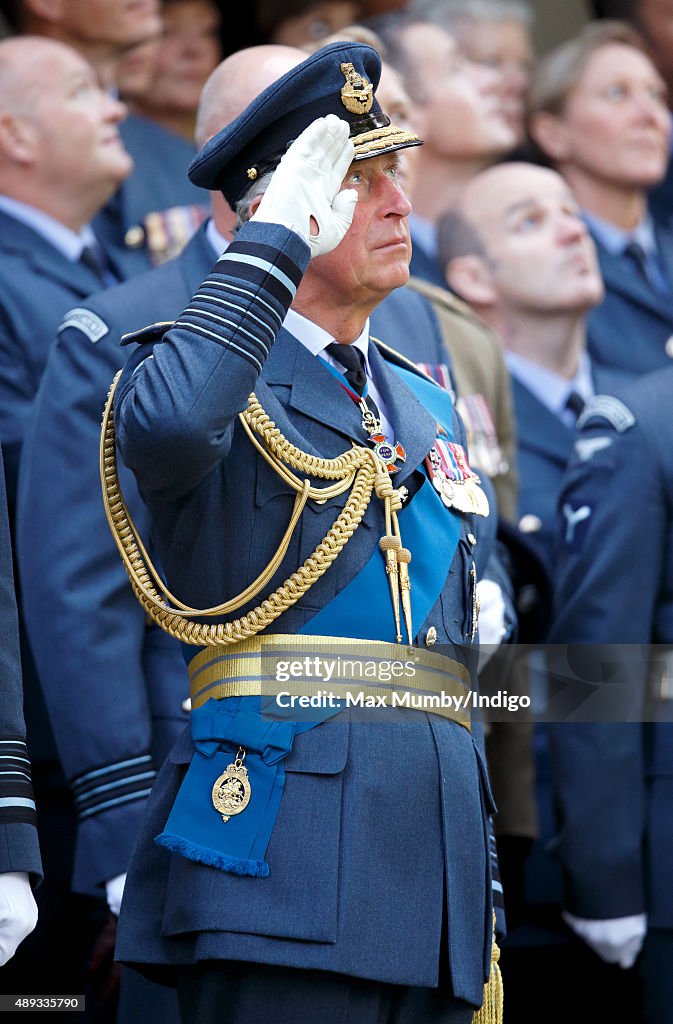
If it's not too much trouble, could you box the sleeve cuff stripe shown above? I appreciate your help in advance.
[73,770,156,806]
[200,282,283,326]
[78,789,153,821]
[214,253,297,301]
[208,265,294,310]
[227,239,305,288]
[179,309,272,354]
[186,298,277,341]
[72,754,153,789]
[174,323,264,371]
[0,797,36,810]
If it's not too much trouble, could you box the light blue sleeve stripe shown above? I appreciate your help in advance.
[78,789,153,820]
[220,252,298,297]
[0,797,36,810]
[74,770,157,805]
[74,754,152,787]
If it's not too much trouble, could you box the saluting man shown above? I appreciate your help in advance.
[111,42,501,1024]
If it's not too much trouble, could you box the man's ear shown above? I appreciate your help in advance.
[0,113,37,166]
[529,111,570,163]
[23,0,65,24]
[249,194,262,215]
[446,255,497,308]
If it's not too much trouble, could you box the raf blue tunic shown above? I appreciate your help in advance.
[113,220,497,1007]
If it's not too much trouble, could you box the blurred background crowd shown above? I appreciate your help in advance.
[0,0,671,1021]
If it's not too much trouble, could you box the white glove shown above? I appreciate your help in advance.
[476,578,507,669]
[105,872,127,917]
[0,872,38,966]
[563,912,647,969]
[252,114,357,258]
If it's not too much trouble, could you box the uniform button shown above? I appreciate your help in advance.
[425,626,437,646]
[518,514,542,534]
[181,697,192,713]
[124,224,145,249]
[665,335,673,359]
[467,532,477,547]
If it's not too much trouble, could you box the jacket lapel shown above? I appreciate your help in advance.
[595,233,673,321]
[0,211,103,296]
[511,377,573,466]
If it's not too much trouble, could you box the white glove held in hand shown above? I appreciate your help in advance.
[252,114,357,258]
[105,872,127,917]
[476,578,507,669]
[563,912,647,969]
[0,872,38,966]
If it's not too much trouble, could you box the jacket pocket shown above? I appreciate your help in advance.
[160,718,349,943]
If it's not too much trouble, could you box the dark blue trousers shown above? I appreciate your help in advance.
[176,961,475,1024]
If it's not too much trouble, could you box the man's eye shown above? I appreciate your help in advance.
[517,212,541,232]
[604,83,627,101]
[348,171,364,185]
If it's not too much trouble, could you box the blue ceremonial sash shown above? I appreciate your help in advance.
[155,363,469,876]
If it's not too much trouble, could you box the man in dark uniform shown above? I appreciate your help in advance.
[110,41,501,1024]
[549,366,673,1023]
[0,447,40,966]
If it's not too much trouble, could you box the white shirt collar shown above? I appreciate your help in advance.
[505,349,594,418]
[206,217,230,258]
[282,307,372,372]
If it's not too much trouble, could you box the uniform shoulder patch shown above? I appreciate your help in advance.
[58,307,109,343]
[576,395,635,433]
[120,320,175,347]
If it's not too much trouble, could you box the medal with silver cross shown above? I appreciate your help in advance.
[359,398,406,474]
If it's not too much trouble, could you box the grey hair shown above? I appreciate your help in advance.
[233,169,276,232]
[409,0,534,29]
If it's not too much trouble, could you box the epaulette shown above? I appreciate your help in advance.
[576,395,636,433]
[58,307,109,343]
[120,321,175,347]
[372,337,441,388]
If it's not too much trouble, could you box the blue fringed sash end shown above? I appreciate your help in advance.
[155,830,270,878]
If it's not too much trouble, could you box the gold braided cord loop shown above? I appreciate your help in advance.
[100,371,393,646]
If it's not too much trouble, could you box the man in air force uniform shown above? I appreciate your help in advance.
[110,42,501,1024]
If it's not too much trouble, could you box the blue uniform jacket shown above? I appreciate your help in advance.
[511,364,630,575]
[16,223,487,897]
[0,209,138,504]
[548,366,673,926]
[0,449,41,884]
[113,221,497,1005]
[586,222,673,377]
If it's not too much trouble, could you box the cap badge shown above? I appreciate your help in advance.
[340,62,373,115]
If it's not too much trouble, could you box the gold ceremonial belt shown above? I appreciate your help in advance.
[188,634,473,731]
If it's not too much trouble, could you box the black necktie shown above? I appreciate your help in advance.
[565,390,586,421]
[325,342,382,426]
[325,342,367,396]
[623,240,652,287]
[78,241,110,285]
